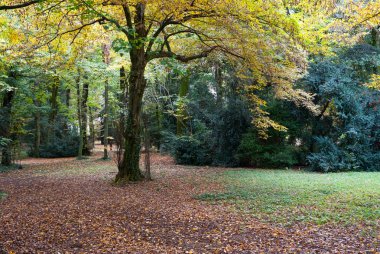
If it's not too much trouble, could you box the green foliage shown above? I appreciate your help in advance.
[0,137,11,149]
[236,131,297,168]
[38,132,80,158]
[0,163,20,172]
[211,98,251,166]
[158,63,251,166]
[0,191,6,200]
[302,46,380,172]
[163,120,213,165]
[198,170,380,225]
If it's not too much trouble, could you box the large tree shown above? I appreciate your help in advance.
[5,0,380,182]
[75,0,306,182]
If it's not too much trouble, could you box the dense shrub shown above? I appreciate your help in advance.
[303,51,380,172]
[236,132,297,168]
[39,134,80,158]
[162,121,213,165]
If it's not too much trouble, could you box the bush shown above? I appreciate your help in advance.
[308,136,380,172]
[39,134,80,158]
[236,132,297,168]
[162,121,213,165]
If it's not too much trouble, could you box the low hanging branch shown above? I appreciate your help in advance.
[148,46,217,62]
[0,0,44,10]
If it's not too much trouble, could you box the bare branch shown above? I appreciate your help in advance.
[35,18,105,49]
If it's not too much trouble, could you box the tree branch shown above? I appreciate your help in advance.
[122,4,133,30]
[0,0,44,10]
[148,46,218,62]
[145,11,216,56]
[354,11,380,27]
[35,18,105,49]
[79,0,130,38]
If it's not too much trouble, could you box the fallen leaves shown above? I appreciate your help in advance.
[0,151,378,253]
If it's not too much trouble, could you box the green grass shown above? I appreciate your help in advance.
[0,191,6,200]
[197,170,380,226]
[0,164,20,173]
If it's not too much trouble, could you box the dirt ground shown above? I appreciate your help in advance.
[0,151,378,253]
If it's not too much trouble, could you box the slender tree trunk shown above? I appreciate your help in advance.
[155,102,161,150]
[214,62,223,105]
[89,107,95,149]
[63,88,70,133]
[32,81,41,157]
[66,89,71,107]
[176,74,190,136]
[116,49,146,183]
[102,44,110,159]
[103,82,109,159]
[1,90,14,166]
[76,71,83,159]
[47,77,59,142]
[114,66,128,167]
[120,66,128,105]
[33,104,41,157]
[81,79,90,156]
[34,113,41,157]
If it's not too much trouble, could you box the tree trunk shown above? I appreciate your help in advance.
[32,81,41,157]
[47,77,59,142]
[371,27,380,75]
[63,88,70,133]
[143,114,151,180]
[119,66,128,132]
[120,66,128,105]
[115,65,128,149]
[89,107,95,149]
[76,71,83,159]
[176,74,190,136]
[103,44,110,159]
[34,113,41,157]
[214,62,223,105]
[103,81,109,159]
[81,79,90,156]
[1,90,14,166]
[115,50,146,183]
[155,102,162,150]
[33,105,41,157]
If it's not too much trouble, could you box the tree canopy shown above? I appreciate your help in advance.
[1,0,380,178]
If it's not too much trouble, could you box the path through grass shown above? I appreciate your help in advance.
[198,170,380,226]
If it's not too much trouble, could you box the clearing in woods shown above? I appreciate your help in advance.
[0,151,379,253]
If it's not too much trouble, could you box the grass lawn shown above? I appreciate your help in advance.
[198,170,380,226]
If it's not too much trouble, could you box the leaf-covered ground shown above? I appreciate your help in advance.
[0,152,379,253]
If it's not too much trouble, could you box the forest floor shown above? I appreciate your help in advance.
[0,150,379,253]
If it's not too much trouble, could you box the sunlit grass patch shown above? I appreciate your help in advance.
[198,170,380,226]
